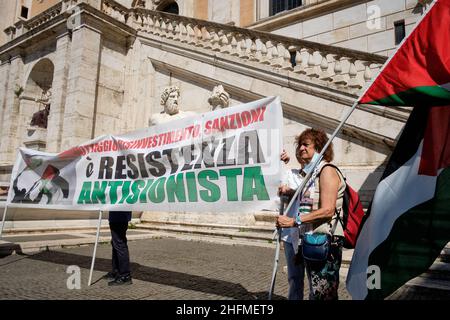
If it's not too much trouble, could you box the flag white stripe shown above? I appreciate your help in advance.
[346,141,437,299]
[440,83,450,91]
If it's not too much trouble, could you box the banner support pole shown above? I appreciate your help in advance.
[88,210,103,286]
[268,196,287,299]
[0,204,8,239]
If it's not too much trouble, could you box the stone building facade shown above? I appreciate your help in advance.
[0,0,421,228]
[254,0,429,57]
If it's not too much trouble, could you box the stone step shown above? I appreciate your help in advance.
[136,225,352,265]
[138,219,275,232]
[345,249,450,299]
[136,222,275,243]
[148,231,278,249]
[405,275,450,292]
[341,263,450,299]
[389,284,450,300]
[0,229,161,255]
[420,262,450,281]
[440,247,450,263]
[386,261,450,299]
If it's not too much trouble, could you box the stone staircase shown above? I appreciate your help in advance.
[135,219,277,247]
[387,245,450,299]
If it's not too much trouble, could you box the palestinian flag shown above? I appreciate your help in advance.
[359,0,450,107]
[346,106,450,299]
[347,0,450,299]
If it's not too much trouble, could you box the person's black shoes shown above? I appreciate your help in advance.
[108,275,132,286]
[102,272,118,281]
[103,271,132,286]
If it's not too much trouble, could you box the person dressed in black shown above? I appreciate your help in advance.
[104,211,133,286]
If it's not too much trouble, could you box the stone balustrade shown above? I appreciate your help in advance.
[3,0,77,41]
[61,0,83,12]
[120,7,387,95]
[101,0,128,24]
[26,2,63,30]
[4,2,63,40]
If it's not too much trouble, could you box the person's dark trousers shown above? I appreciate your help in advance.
[110,221,131,277]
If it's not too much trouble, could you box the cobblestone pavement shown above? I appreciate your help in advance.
[0,237,351,300]
[1,236,449,301]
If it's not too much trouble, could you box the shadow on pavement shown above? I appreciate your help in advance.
[0,242,24,258]
[26,250,286,300]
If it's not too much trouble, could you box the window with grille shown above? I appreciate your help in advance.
[270,0,303,16]
[159,2,179,15]
[394,20,406,45]
[20,6,29,19]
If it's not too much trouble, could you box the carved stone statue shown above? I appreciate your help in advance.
[38,88,52,105]
[30,89,51,129]
[148,86,196,126]
[132,0,145,8]
[132,0,159,10]
[208,85,230,110]
[161,85,180,115]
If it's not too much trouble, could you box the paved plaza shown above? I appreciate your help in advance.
[0,234,350,300]
[1,231,449,301]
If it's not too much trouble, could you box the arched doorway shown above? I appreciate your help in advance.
[20,58,55,150]
[157,1,179,14]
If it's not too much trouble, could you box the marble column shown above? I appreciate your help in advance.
[46,32,71,153]
[0,52,24,164]
[61,25,102,150]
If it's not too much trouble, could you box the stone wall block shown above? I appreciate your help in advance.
[62,27,101,150]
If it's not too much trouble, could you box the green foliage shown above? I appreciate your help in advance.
[14,85,24,97]
[128,222,137,229]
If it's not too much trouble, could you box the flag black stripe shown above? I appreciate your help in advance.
[380,106,430,181]
[366,167,450,299]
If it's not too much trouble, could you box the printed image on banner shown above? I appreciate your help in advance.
[7,96,283,213]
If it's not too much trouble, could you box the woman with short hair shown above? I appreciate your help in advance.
[278,128,346,300]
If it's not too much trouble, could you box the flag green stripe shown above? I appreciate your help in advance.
[366,167,450,299]
[366,86,450,107]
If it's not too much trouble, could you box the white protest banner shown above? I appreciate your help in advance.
[7,96,283,212]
